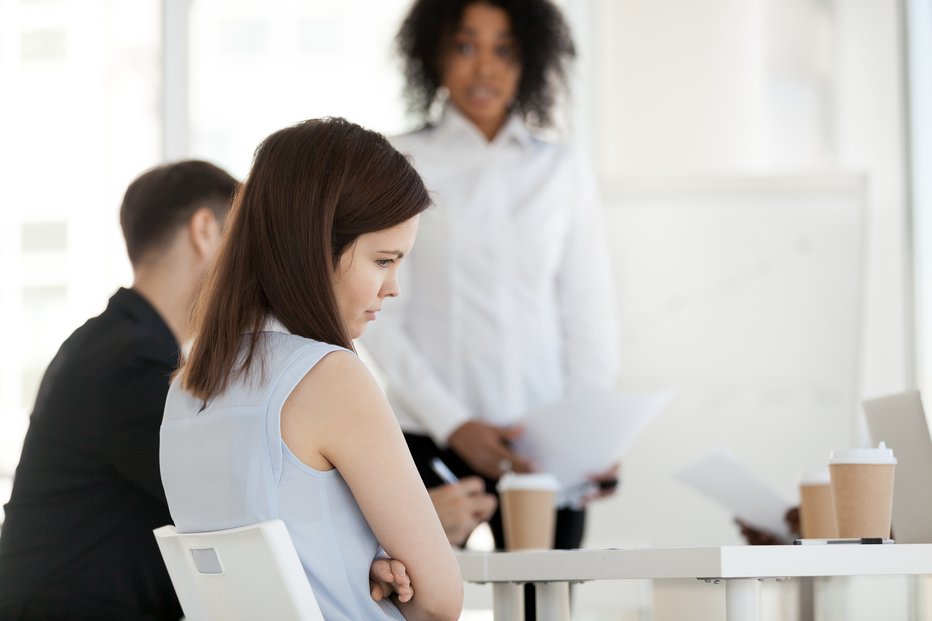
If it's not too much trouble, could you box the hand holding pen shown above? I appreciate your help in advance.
[429,458,497,546]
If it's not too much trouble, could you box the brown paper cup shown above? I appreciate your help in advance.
[829,463,895,538]
[497,473,559,551]
[500,489,557,550]
[799,482,837,539]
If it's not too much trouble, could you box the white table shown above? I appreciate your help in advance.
[457,544,932,621]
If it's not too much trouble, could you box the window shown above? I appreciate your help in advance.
[0,0,161,517]
[187,0,413,177]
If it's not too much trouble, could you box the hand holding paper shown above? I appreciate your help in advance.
[676,450,795,541]
[511,387,674,507]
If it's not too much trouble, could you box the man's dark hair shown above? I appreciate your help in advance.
[396,0,576,129]
[120,160,238,267]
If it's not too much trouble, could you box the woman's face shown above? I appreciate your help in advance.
[441,3,521,140]
[333,216,419,339]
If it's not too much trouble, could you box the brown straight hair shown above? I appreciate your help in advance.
[181,118,430,401]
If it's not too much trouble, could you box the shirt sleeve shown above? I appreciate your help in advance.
[556,148,620,389]
[359,258,472,447]
[102,344,175,503]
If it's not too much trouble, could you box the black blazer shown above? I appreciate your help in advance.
[0,288,183,620]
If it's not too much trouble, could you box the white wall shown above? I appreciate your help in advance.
[572,0,912,408]
[907,0,932,396]
[563,0,913,617]
[833,0,913,399]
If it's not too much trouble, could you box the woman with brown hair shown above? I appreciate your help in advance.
[159,117,462,621]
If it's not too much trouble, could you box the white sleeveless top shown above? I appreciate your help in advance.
[159,321,405,620]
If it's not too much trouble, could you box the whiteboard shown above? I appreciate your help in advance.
[588,174,867,547]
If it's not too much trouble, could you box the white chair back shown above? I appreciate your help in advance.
[153,520,324,621]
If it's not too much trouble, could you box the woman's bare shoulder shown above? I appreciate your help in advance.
[292,349,387,420]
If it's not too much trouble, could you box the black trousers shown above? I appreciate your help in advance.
[404,432,585,619]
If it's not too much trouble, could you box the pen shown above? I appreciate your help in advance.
[793,538,895,545]
[430,457,460,485]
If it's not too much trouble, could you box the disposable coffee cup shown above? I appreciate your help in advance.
[799,467,837,539]
[497,473,559,551]
[828,442,897,538]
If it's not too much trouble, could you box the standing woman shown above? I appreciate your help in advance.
[159,118,462,621]
[363,0,619,555]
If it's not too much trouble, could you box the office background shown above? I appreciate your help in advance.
[1,0,930,618]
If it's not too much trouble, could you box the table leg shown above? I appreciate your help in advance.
[798,576,814,621]
[493,582,524,620]
[724,578,761,621]
[535,582,571,621]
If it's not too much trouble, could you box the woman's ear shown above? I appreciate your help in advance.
[188,207,222,261]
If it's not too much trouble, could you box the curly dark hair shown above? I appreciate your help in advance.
[396,0,576,129]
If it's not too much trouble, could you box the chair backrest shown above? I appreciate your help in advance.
[153,520,325,621]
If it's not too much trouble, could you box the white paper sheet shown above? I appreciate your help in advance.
[512,387,675,506]
[675,451,794,540]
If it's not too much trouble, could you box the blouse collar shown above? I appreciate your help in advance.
[435,104,534,150]
[261,316,291,334]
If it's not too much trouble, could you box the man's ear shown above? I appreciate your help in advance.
[188,206,222,260]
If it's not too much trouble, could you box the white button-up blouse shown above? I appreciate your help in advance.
[361,107,618,445]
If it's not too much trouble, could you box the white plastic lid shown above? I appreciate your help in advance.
[828,441,897,465]
[497,472,560,493]
[799,466,831,485]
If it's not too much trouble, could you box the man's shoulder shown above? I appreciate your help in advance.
[31,301,176,414]
[60,304,173,369]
